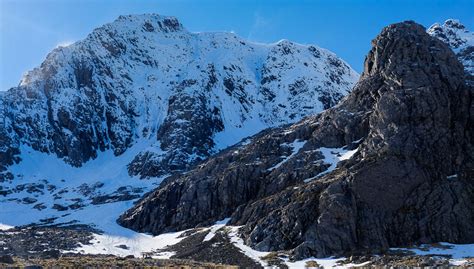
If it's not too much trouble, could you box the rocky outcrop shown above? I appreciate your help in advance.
[0,14,358,179]
[118,21,474,259]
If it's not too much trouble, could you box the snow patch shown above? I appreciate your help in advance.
[447,174,458,180]
[392,242,474,266]
[228,226,270,266]
[304,146,358,182]
[203,217,230,242]
[0,223,14,231]
[268,139,307,171]
[75,230,186,258]
[284,257,346,269]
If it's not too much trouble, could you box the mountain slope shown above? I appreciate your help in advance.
[428,19,474,82]
[0,14,358,182]
[119,21,474,259]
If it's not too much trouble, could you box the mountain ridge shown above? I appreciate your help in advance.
[0,13,358,180]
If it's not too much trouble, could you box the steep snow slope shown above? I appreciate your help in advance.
[0,14,358,181]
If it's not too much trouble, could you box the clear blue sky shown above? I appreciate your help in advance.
[1,0,473,90]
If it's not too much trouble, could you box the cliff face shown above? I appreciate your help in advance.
[0,14,358,180]
[118,21,474,259]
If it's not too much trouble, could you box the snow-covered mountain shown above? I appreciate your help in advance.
[428,19,474,79]
[0,16,473,266]
[0,14,357,234]
[0,14,358,181]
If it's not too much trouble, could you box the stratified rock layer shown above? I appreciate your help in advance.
[118,21,474,259]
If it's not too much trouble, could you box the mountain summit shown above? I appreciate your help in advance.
[0,14,358,181]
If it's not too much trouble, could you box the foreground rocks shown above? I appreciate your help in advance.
[0,255,239,269]
[119,21,474,259]
[2,253,472,269]
[0,224,472,268]
[0,225,96,259]
[166,228,262,268]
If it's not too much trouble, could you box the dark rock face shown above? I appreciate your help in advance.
[118,21,474,259]
[128,81,224,177]
[0,97,20,174]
